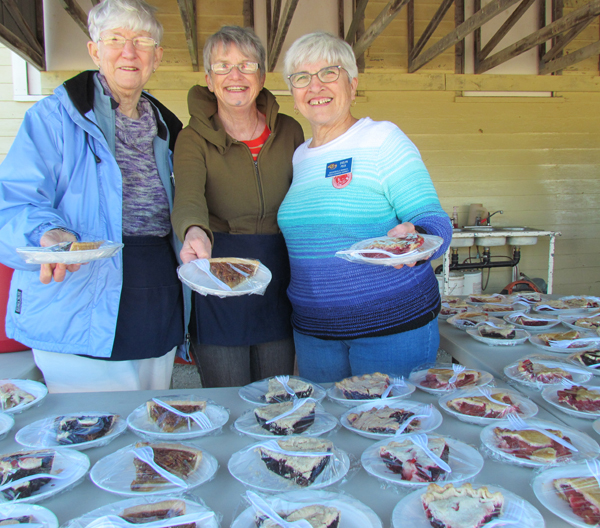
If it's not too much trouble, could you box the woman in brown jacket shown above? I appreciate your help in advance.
[172,26,304,387]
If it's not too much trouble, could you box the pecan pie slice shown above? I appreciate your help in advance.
[208,258,259,288]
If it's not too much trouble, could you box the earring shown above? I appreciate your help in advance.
[352,99,357,107]
[153,69,156,73]
[294,107,299,115]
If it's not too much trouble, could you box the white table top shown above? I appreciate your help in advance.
[0,350,42,381]
[1,377,585,527]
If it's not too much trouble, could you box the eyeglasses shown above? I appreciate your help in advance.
[288,65,344,89]
[99,35,158,50]
[210,61,260,75]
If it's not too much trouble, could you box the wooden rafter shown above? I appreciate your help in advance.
[477,0,600,74]
[58,0,90,39]
[2,0,44,56]
[540,39,600,74]
[338,0,344,38]
[542,18,594,63]
[267,0,299,71]
[176,0,199,72]
[409,0,521,73]
[407,0,414,57]
[0,22,44,70]
[409,0,454,63]
[454,0,464,73]
[268,0,281,52]
[243,0,254,29]
[346,0,369,45]
[353,0,410,58]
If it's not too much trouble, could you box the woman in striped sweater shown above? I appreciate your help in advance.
[278,32,452,382]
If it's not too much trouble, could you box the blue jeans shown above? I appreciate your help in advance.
[293,318,440,383]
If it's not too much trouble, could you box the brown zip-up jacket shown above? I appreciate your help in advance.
[171,85,304,244]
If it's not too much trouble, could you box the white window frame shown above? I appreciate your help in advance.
[11,52,44,102]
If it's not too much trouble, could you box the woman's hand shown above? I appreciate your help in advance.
[387,222,422,270]
[180,226,212,263]
[39,229,82,284]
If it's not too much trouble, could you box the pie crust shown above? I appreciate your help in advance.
[120,499,195,528]
[554,477,600,525]
[575,318,600,330]
[254,400,316,435]
[208,257,259,288]
[478,324,516,340]
[493,427,573,461]
[146,400,207,432]
[557,385,600,413]
[263,378,313,403]
[516,359,572,384]
[335,372,390,400]
[538,330,583,347]
[379,437,449,482]
[446,393,519,418]
[421,368,481,390]
[346,406,419,434]
[0,382,35,410]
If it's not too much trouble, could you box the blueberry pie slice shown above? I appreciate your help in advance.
[0,450,55,500]
[254,400,316,435]
[264,378,314,403]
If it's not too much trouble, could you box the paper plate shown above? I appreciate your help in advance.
[559,313,600,332]
[326,380,415,408]
[503,358,592,388]
[567,349,600,375]
[409,367,493,395]
[238,377,326,406]
[0,413,15,441]
[0,380,47,415]
[503,312,561,332]
[529,334,600,354]
[446,313,505,331]
[541,384,600,420]
[16,241,123,265]
[466,327,530,346]
[0,503,59,528]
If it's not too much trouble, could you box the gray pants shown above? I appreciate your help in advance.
[190,338,296,388]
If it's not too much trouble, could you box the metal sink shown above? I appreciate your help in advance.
[450,228,474,248]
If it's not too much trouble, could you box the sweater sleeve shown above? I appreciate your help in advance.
[378,127,452,260]
[171,127,213,244]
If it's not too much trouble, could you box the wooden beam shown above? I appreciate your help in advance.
[409,0,454,62]
[57,0,90,39]
[266,0,272,50]
[538,0,546,60]
[176,0,199,72]
[407,0,414,58]
[455,0,464,73]
[2,0,44,55]
[477,0,600,73]
[353,0,411,58]
[542,17,593,63]
[474,0,481,73]
[409,0,521,73]
[90,0,100,5]
[243,0,254,29]
[477,0,536,62]
[267,0,299,71]
[540,39,600,74]
[269,0,281,51]
[338,0,344,38]
[0,23,44,70]
[345,0,369,44]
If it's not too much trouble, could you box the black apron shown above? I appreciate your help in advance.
[193,232,293,346]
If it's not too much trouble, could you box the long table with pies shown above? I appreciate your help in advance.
[1,376,587,528]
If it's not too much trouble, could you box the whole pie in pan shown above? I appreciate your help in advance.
[335,372,390,400]
[554,476,600,526]
[556,385,600,413]
[379,437,449,482]
[120,499,195,528]
[493,427,573,462]
[208,257,259,288]
[421,482,504,528]
[516,359,572,384]
[359,233,424,259]
[446,392,520,419]
[256,504,341,528]
[420,368,481,390]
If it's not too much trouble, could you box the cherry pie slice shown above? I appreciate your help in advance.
[554,477,600,526]
[379,437,449,482]
[421,482,504,528]
[256,505,341,528]
[493,427,573,462]
[538,330,583,347]
[359,234,424,259]
[556,385,600,413]
[420,368,481,390]
[516,359,572,384]
[478,324,516,340]
[446,392,519,419]
[575,318,600,330]
[512,315,555,327]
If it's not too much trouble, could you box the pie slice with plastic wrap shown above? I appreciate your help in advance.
[208,258,259,288]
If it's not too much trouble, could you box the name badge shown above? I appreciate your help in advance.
[325,158,352,189]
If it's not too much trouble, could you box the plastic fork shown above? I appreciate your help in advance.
[409,434,452,473]
[0,467,76,493]
[85,512,216,528]
[380,377,407,399]
[486,500,525,527]
[505,413,577,452]
[477,387,511,407]
[132,446,188,488]
[151,398,212,430]
[587,459,600,488]
[191,259,232,291]
[275,375,298,399]
[448,364,466,385]
[246,491,313,528]
[560,378,575,389]
[394,405,433,435]
[336,248,419,258]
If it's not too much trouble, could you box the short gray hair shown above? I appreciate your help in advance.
[283,32,358,89]
[88,0,163,44]
[203,26,266,76]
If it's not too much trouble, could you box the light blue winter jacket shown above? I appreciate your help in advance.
[0,71,187,358]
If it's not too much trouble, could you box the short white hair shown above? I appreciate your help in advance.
[203,26,266,75]
[88,0,163,44]
[283,32,358,89]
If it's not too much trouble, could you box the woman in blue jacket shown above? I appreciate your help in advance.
[0,0,185,392]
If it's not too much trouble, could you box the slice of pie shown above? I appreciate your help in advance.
[571,349,600,368]
[335,372,390,400]
[146,399,207,432]
[516,359,572,384]
[379,437,449,482]
[0,516,35,526]
[450,313,490,327]
[264,378,313,403]
[69,241,104,251]
[359,234,424,259]
[538,330,582,347]
[440,303,469,317]
[256,505,341,528]
[254,400,316,435]
[130,442,202,491]
[0,382,35,410]
[478,324,516,340]
[557,385,600,413]
[534,300,570,311]
[493,427,573,462]
[421,483,504,528]
[208,257,259,288]
[446,392,519,419]
[481,303,514,313]
[564,297,600,309]
[120,499,196,528]
[0,450,55,500]
[346,406,418,434]
[54,414,116,445]
[469,294,506,303]
[420,368,481,390]
[575,318,600,330]
[512,315,555,327]
[442,296,465,305]
[257,437,333,487]
[554,477,600,526]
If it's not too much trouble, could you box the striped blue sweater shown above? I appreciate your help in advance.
[277,118,452,339]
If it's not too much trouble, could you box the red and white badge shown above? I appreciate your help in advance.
[332,173,352,189]
[325,158,353,189]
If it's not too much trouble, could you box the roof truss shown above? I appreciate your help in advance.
[0,0,45,70]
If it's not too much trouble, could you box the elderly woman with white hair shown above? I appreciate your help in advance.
[277,32,452,382]
[0,0,185,392]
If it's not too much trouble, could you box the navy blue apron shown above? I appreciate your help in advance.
[193,232,293,346]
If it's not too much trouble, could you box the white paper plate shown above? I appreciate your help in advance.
[503,358,592,388]
[337,234,443,266]
[15,412,126,451]
[234,408,338,440]
[446,314,505,331]
[541,384,600,420]
[16,241,123,265]
[63,495,219,528]
[361,434,484,488]
[0,448,89,504]
[0,413,15,441]
[466,327,530,346]
[238,377,326,406]
[326,380,416,408]
[90,442,218,497]
[559,314,600,332]
[438,387,538,426]
[478,304,531,317]
[340,400,443,440]
[228,441,350,492]
[127,401,229,441]
[0,379,47,415]
[231,490,382,528]
[532,463,600,528]
[532,304,590,316]
[480,418,600,468]
[178,260,272,297]
[409,368,493,395]
[503,312,561,332]
[560,296,600,311]
[529,334,600,354]
[0,503,59,528]
[594,418,600,437]
[392,483,545,528]
[466,294,511,305]
[566,349,600,375]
